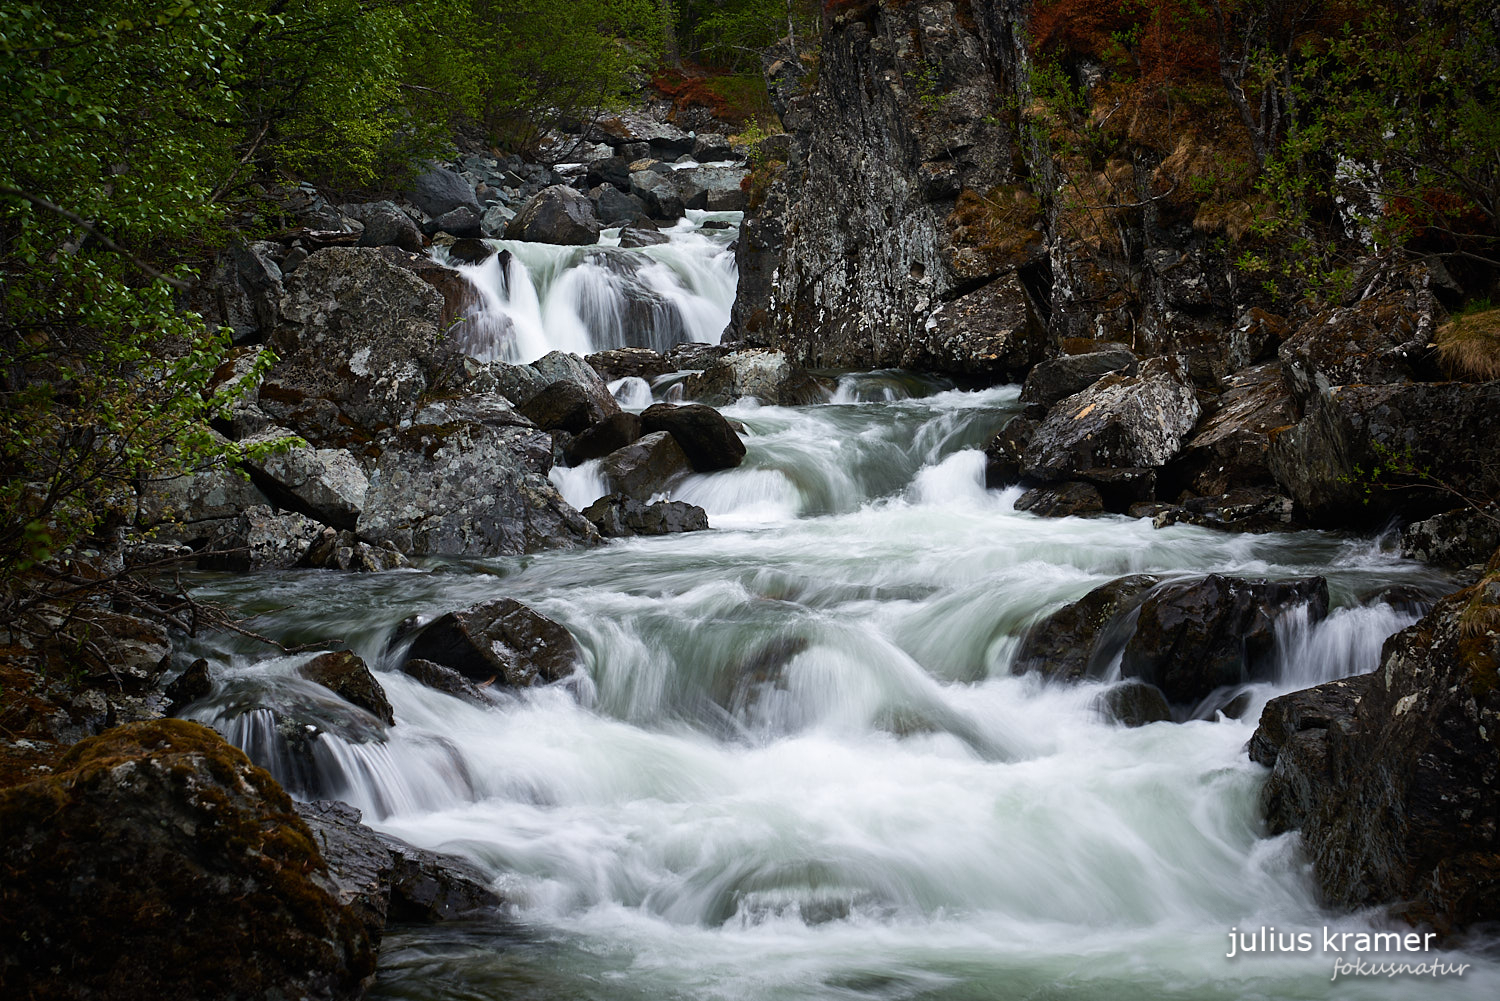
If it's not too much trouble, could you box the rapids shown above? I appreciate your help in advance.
[183,214,1498,999]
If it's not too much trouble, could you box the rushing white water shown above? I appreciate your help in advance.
[448,210,740,363]
[182,365,1497,1001]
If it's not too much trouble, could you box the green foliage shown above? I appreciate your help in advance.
[685,0,819,72]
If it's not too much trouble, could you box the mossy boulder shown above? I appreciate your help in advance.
[0,719,377,1001]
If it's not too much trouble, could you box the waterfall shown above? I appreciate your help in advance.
[447,212,740,364]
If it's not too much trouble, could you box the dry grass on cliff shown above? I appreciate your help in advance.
[1436,306,1500,382]
[948,186,1044,263]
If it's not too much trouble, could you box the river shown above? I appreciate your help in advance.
[181,212,1499,1000]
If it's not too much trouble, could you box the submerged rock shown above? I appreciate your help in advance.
[401,597,581,689]
[399,658,494,707]
[0,720,378,1001]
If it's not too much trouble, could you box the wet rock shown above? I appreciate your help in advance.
[264,247,447,447]
[1400,505,1500,568]
[446,237,494,264]
[530,350,622,419]
[640,403,746,471]
[164,658,213,715]
[242,430,369,530]
[1014,481,1105,518]
[1012,575,1161,682]
[566,411,643,464]
[682,349,829,406]
[299,527,410,572]
[344,200,424,252]
[586,346,671,383]
[401,598,580,689]
[407,162,482,219]
[1166,362,1295,497]
[518,380,613,433]
[1249,579,1500,930]
[1121,575,1329,706]
[907,272,1046,379]
[295,799,393,936]
[1019,346,1138,408]
[1279,282,1435,408]
[505,185,601,245]
[358,421,598,557]
[600,431,691,500]
[0,720,377,1001]
[1149,487,1296,534]
[1268,381,1500,527]
[583,495,710,537]
[1022,357,1201,486]
[619,220,670,248]
[983,415,1038,488]
[399,658,493,707]
[199,505,324,572]
[1097,681,1173,727]
[299,651,395,727]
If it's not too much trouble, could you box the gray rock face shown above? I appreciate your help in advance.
[243,431,370,530]
[357,421,598,557]
[407,162,482,218]
[906,272,1045,379]
[595,185,648,225]
[583,495,710,537]
[1249,579,1500,930]
[1400,506,1500,568]
[344,200,424,252]
[264,247,447,446]
[1268,381,1500,527]
[136,467,271,539]
[682,349,829,406]
[628,169,688,220]
[600,431,691,500]
[1019,346,1138,408]
[0,721,378,1001]
[1022,357,1202,483]
[401,597,581,689]
[505,185,601,245]
[679,165,749,212]
[193,241,285,343]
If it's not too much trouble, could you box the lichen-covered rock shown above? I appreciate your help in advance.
[357,421,598,557]
[1019,345,1138,409]
[299,527,409,572]
[682,349,830,406]
[400,598,580,689]
[505,185,601,245]
[136,466,271,542]
[1400,505,1500,568]
[1166,362,1295,497]
[198,505,324,572]
[0,720,378,1001]
[586,347,672,383]
[1021,356,1202,483]
[263,247,447,447]
[904,271,1046,379]
[1249,578,1500,930]
[1279,282,1436,408]
[1268,381,1500,527]
[583,495,710,537]
[1121,575,1329,707]
[242,430,369,530]
[599,431,691,500]
[300,651,395,726]
[640,403,746,472]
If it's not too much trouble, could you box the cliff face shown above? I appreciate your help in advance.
[734,0,1253,384]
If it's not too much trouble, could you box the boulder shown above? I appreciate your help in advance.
[594,185,648,226]
[681,349,829,406]
[242,430,369,530]
[582,495,710,537]
[343,200,424,252]
[0,720,377,1001]
[1012,575,1161,682]
[399,658,493,707]
[446,237,494,265]
[566,411,643,464]
[905,271,1045,379]
[1268,381,1500,527]
[640,403,747,472]
[692,133,734,161]
[136,467,271,541]
[1400,505,1500,568]
[424,205,483,239]
[585,346,672,383]
[357,421,598,557]
[1022,356,1201,486]
[1165,362,1295,497]
[599,432,691,500]
[264,247,447,447]
[1014,481,1105,518]
[1018,346,1137,408]
[505,185,601,245]
[401,598,580,688]
[629,168,689,220]
[1249,578,1500,930]
[1096,681,1173,727]
[1279,283,1435,408]
[407,162,482,219]
[164,659,213,715]
[619,221,670,248]
[192,242,285,343]
[678,165,750,212]
[299,527,410,572]
[198,505,324,572]
[530,350,622,418]
[299,651,395,726]
[480,202,515,236]
[518,380,612,433]
[1120,575,1329,707]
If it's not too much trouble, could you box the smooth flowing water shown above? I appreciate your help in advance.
[183,216,1499,999]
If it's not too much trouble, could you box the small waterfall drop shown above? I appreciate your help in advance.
[450,211,739,364]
